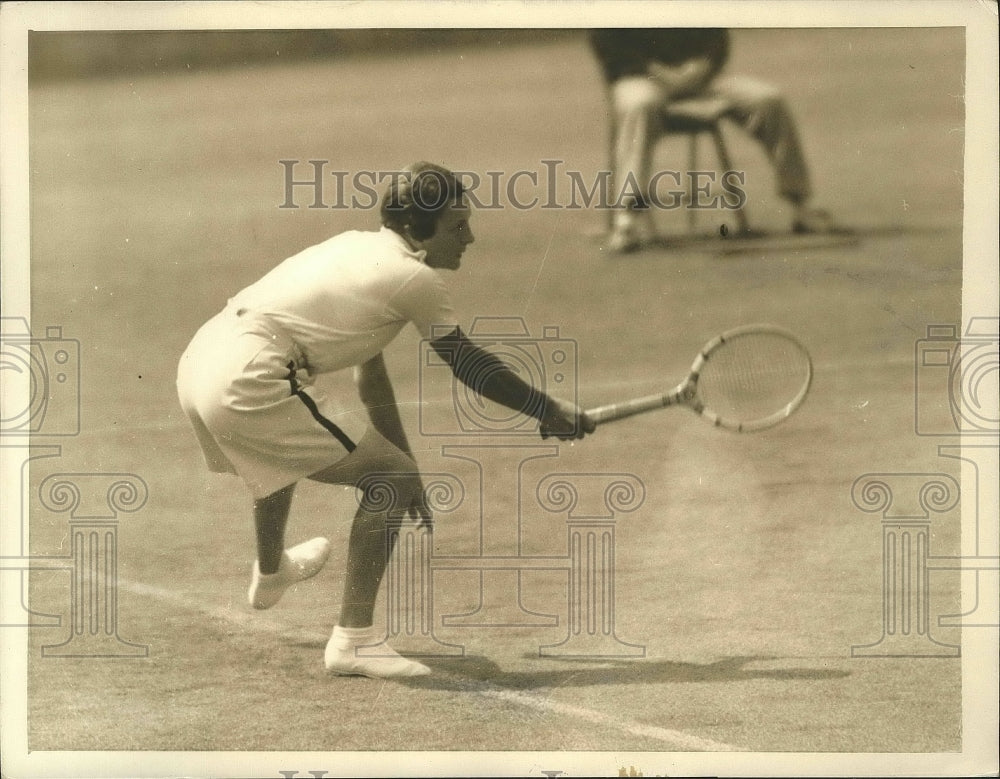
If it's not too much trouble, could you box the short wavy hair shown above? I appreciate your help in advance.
[380,162,467,241]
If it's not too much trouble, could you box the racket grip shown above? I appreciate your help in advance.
[586,386,685,425]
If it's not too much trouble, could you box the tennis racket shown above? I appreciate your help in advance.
[586,324,813,433]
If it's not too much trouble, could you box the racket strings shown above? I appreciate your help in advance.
[696,333,811,424]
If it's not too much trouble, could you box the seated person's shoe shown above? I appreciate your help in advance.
[606,224,643,254]
[792,209,852,235]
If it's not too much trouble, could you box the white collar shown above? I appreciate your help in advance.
[380,226,427,263]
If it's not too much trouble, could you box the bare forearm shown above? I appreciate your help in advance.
[430,330,546,420]
[430,328,592,440]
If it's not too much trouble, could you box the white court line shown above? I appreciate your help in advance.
[120,577,744,753]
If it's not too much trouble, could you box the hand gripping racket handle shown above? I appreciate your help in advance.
[586,379,696,426]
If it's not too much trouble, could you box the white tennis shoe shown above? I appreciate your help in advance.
[248,537,331,610]
[324,626,430,678]
[606,224,643,255]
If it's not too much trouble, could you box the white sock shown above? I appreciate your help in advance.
[328,624,376,650]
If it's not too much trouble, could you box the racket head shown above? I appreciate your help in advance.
[689,324,813,432]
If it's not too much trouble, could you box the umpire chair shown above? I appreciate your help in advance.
[607,94,751,237]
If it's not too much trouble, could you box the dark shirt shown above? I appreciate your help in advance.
[589,28,730,84]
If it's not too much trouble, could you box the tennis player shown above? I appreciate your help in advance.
[177,162,593,678]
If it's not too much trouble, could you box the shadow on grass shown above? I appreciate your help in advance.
[398,654,850,692]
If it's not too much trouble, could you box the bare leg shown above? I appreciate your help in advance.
[253,483,295,574]
[309,430,431,677]
[247,482,330,610]
[337,502,397,628]
[308,433,420,629]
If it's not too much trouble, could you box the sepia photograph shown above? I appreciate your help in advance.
[1,1,997,777]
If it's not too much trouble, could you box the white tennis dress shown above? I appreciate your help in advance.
[177,227,458,498]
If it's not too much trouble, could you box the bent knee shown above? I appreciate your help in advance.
[356,468,422,514]
[365,445,419,479]
[612,76,667,114]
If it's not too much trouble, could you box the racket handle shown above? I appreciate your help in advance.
[586,382,689,426]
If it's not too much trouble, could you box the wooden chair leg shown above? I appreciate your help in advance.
[712,125,749,234]
[687,132,699,233]
[606,90,617,233]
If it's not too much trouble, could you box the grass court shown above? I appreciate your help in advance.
[15,22,987,774]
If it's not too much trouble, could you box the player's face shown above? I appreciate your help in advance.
[421,199,475,271]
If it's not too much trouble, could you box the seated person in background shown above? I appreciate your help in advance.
[590,28,846,252]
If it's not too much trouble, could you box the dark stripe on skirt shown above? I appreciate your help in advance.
[287,362,357,453]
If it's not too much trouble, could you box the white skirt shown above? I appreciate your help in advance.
[176,308,364,498]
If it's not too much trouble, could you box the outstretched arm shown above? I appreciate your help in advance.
[429,327,595,440]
